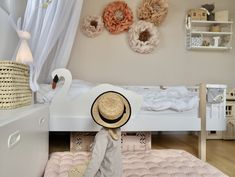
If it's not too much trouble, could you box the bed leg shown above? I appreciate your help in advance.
[199,83,207,161]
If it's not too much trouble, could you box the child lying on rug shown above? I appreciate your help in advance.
[69,91,131,177]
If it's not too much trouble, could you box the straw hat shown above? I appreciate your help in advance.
[91,91,131,129]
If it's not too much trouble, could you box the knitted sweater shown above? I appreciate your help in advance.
[83,128,122,177]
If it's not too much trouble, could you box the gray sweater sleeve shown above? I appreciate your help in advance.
[83,131,108,177]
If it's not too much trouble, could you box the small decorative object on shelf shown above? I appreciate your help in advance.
[187,8,208,21]
[81,15,104,38]
[202,37,210,46]
[201,4,215,21]
[103,1,133,34]
[212,36,220,47]
[209,24,221,32]
[128,20,160,54]
[215,10,229,21]
[137,0,168,26]
[191,35,203,47]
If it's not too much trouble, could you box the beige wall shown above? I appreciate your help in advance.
[68,0,235,88]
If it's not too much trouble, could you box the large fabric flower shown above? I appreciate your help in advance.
[128,20,160,54]
[81,15,104,38]
[137,0,168,26]
[103,1,133,34]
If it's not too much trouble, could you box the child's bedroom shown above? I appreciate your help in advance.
[0,0,235,176]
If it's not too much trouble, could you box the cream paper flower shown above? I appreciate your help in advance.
[137,0,168,26]
[81,15,104,38]
[128,20,160,54]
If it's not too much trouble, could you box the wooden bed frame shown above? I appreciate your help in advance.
[49,68,227,161]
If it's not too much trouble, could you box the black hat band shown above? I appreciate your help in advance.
[98,106,126,124]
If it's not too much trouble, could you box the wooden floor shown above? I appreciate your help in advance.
[50,132,235,177]
[152,133,235,177]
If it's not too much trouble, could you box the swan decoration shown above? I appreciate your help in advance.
[50,68,143,129]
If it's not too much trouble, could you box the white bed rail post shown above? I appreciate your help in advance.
[199,83,207,161]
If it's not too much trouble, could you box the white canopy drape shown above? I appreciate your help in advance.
[22,0,83,90]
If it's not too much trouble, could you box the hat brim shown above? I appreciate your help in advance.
[91,91,131,129]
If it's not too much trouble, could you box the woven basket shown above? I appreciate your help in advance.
[0,61,32,109]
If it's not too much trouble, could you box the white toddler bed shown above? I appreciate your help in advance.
[37,69,226,132]
[38,69,227,160]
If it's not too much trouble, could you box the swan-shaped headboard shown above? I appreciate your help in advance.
[50,68,143,119]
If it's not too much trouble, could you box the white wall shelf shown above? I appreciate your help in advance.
[189,46,232,50]
[191,31,232,35]
[191,20,233,24]
[186,19,233,51]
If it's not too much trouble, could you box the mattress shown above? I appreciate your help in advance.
[44,150,228,177]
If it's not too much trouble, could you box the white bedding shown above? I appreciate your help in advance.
[123,86,199,112]
[37,80,199,112]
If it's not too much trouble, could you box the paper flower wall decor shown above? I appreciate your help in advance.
[128,20,160,54]
[81,15,104,38]
[137,0,168,26]
[103,1,133,34]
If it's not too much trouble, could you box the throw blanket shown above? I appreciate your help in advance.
[124,86,198,112]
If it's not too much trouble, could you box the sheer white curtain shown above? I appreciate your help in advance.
[22,0,83,90]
